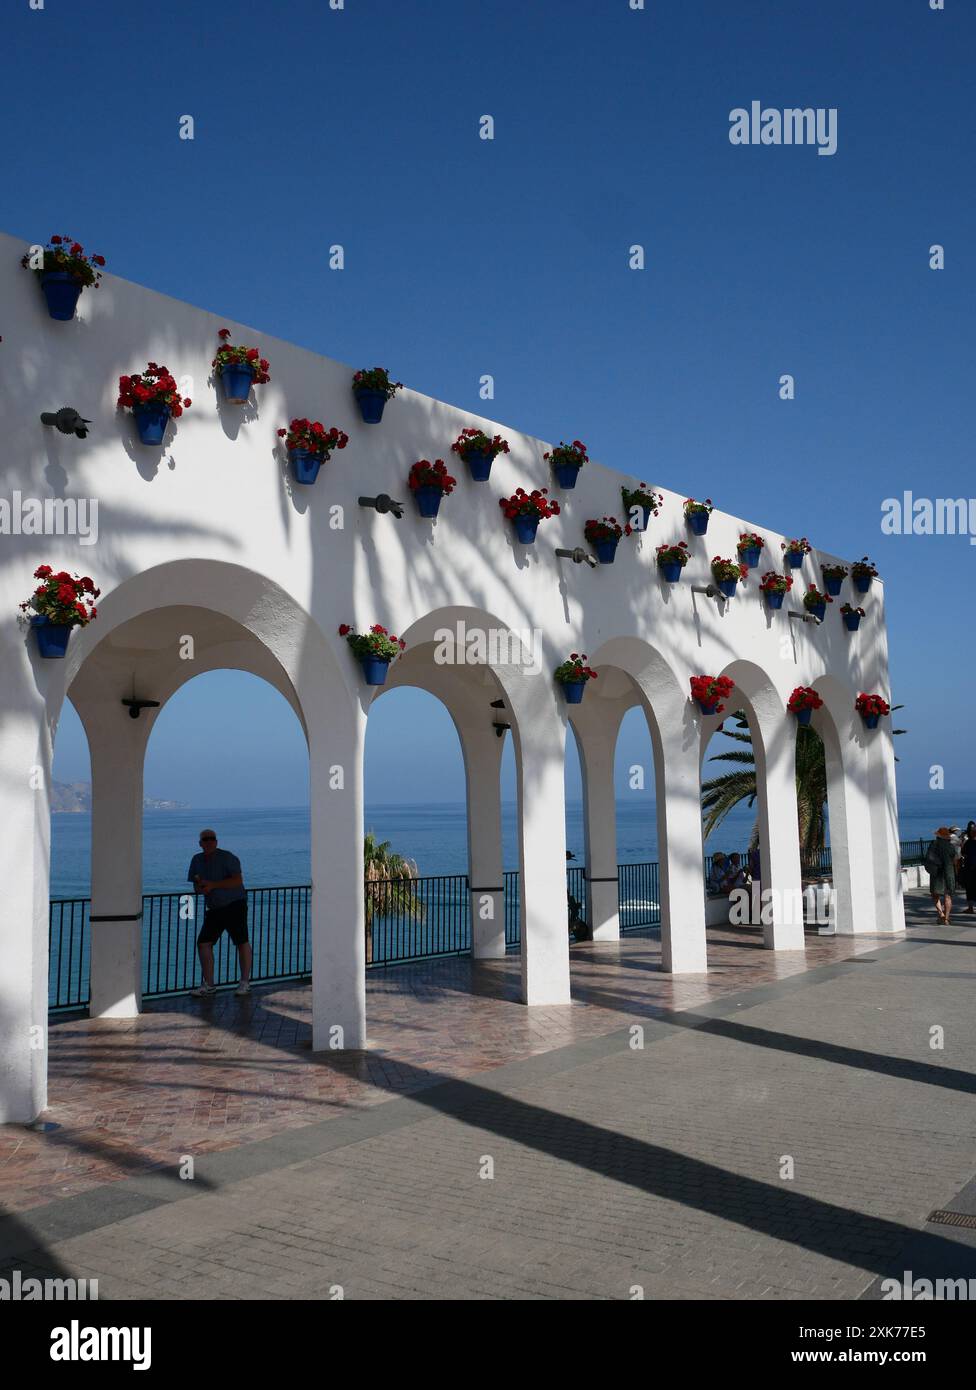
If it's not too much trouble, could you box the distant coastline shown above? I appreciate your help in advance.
[50,781,189,814]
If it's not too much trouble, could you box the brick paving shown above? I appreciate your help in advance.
[3,891,976,1301]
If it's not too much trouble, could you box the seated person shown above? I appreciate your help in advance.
[706,852,728,895]
[721,853,748,893]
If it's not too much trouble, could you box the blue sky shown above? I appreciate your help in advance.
[7,0,971,804]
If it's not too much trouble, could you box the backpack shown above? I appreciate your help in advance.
[924,840,942,874]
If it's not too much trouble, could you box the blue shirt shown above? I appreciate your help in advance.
[187,848,245,910]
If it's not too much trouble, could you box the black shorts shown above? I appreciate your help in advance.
[198,898,248,947]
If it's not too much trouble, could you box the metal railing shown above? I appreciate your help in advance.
[48,839,930,1009]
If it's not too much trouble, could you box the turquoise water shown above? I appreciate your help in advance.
[49,792,973,898]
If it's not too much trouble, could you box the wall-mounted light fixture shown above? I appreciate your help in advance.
[121,697,161,719]
[691,583,724,601]
[359,494,404,519]
[40,407,91,439]
[555,546,598,569]
[490,699,510,738]
[789,611,823,627]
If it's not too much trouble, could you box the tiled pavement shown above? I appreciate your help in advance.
[3,891,976,1299]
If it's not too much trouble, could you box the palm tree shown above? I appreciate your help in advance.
[363,831,423,963]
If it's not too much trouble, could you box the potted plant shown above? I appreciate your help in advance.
[338,623,405,686]
[117,363,192,445]
[656,541,690,582]
[787,686,823,726]
[711,556,747,598]
[545,439,588,489]
[851,556,879,594]
[855,692,890,729]
[554,653,598,704]
[584,516,631,564]
[802,586,833,621]
[352,367,402,424]
[690,674,735,716]
[212,328,270,403]
[840,603,865,631]
[759,571,793,610]
[21,234,104,321]
[684,497,713,536]
[821,563,848,597]
[499,487,560,544]
[737,531,766,569]
[20,566,99,658]
[277,418,349,485]
[451,427,510,482]
[781,537,811,568]
[621,482,664,532]
[408,458,457,518]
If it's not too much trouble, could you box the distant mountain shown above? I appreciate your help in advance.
[50,781,189,813]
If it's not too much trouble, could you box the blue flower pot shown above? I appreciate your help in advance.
[717,578,737,598]
[740,546,761,569]
[30,615,72,658]
[824,574,844,596]
[629,505,651,532]
[785,549,805,568]
[659,560,683,582]
[807,602,826,621]
[133,403,171,445]
[40,272,83,321]
[562,680,586,704]
[289,447,321,485]
[513,514,540,544]
[863,713,880,730]
[414,486,443,518]
[687,510,709,536]
[465,450,493,482]
[794,706,813,726]
[593,537,619,564]
[697,700,720,717]
[853,574,872,594]
[220,363,255,403]
[553,461,581,489]
[360,656,391,686]
[354,389,387,424]
[843,612,861,631]
[764,590,785,609]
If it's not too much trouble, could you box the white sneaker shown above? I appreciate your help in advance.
[191,983,216,998]
[235,982,252,997]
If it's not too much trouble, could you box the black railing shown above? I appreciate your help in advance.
[48,839,930,1009]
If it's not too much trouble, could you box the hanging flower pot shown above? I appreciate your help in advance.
[584,516,630,564]
[545,439,588,489]
[855,692,890,729]
[781,537,811,569]
[22,235,104,321]
[759,572,793,610]
[278,418,349,485]
[690,674,735,717]
[339,623,405,686]
[221,364,254,402]
[213,330,270,403]
[802,586,832,622]
[621,483,664,533]
[822,564,848,596]
[408,459,457,518]
[555,654,598,704]
[737,531,766,569]
[841,604,864,631]
[118,363,191,445]
[788,686,823,725]
[656,541,690,581]
[21,567,99,659]
[684,498,713,536]
[451,428,510,482]
[851,556,878,594]
[499,487,559,545]
[352,367,402,424]
[711,556,746,599]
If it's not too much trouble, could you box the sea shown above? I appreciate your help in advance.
[49,792,974,899]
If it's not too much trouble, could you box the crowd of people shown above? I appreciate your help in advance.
[706,848,761,896]
[926,822,976,926]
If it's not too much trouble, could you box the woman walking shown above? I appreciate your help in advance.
[925,826,957,925]
[961,824,976,916]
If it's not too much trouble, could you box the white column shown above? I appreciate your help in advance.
[816,713,877,935]
[576,723,620,940]
[865,720,907,935]
[0,690,53,1122]
[657,741,708,973]
[86,711,150,1017]
[753,715,805,950]
[308,705,367,1050]
[460,723,506,959]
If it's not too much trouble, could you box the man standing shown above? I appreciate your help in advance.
[187,829,251,997]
